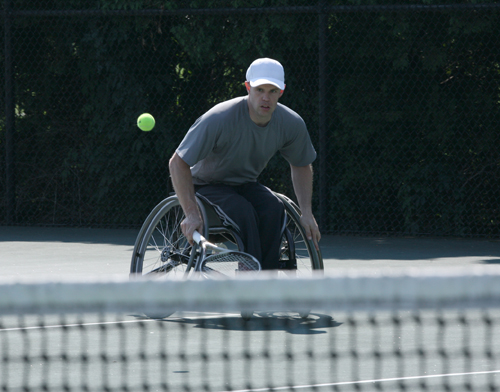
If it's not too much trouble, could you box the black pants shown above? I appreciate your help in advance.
[195,182,285,270]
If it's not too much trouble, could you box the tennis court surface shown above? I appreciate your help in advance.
[1,226,499,391]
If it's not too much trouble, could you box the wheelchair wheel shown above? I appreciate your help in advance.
[130,195,207,280]
[130,195,209,319]
[275,193,324,277]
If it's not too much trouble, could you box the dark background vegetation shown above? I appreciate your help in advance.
[1,0,499,237]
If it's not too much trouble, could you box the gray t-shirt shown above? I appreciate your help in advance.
[176,96,316,186]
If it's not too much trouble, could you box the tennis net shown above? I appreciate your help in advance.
[1,267,500,391]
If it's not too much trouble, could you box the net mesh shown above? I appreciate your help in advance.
[1,267,500,392]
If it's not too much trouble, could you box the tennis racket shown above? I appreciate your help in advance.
[192,231,261,278]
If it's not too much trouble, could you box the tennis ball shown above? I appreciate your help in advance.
[137,113,155,131]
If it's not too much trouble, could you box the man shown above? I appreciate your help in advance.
[169,58,320,270]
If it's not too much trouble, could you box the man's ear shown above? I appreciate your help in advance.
[244,81,251,93]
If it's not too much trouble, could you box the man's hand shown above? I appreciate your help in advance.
[181,213,204,245]
[300,212,321,251]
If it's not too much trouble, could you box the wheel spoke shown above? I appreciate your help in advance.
[131,198,194,281]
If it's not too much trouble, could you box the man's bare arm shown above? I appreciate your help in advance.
[290,164,321,250]
[169,153,203,243]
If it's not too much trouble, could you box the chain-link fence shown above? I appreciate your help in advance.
[1,1,499,237]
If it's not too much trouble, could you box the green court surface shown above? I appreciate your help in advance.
[1,226,499,278]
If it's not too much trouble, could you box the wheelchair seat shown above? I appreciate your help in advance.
[195,193,244,250]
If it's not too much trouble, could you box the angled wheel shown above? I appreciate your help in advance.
[130,195,206,318]
[275,193,324,278]
[275,193,323,319]
[130,196,201,279]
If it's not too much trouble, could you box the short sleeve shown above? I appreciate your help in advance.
[279,118,317,167]
[176,115,220,167]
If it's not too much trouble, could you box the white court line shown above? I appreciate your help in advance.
[222,370,500,392]
[4,316,499,392]
[0,318,158,332]
[0,312,231,332]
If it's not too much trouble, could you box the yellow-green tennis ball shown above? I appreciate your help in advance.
[137,113,155,131]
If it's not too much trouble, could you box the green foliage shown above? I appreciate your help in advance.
[325,3,500,236]
[2,0,320,226]
[1,0,499,237]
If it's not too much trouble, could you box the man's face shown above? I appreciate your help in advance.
[245,82,284,127]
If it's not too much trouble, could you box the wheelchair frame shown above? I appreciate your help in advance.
[130,192,323,279]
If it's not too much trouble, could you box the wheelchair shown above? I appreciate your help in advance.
[130,192,323,280]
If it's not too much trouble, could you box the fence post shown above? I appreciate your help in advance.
[318,0,328,231]
[4,0,15,224]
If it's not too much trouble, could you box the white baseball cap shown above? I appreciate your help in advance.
[246,58,285,90]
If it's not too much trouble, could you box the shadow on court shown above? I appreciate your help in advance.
[0,225,138,246]
[160,313,342,335]
[483,259,500,264]
[320,234,500,268]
